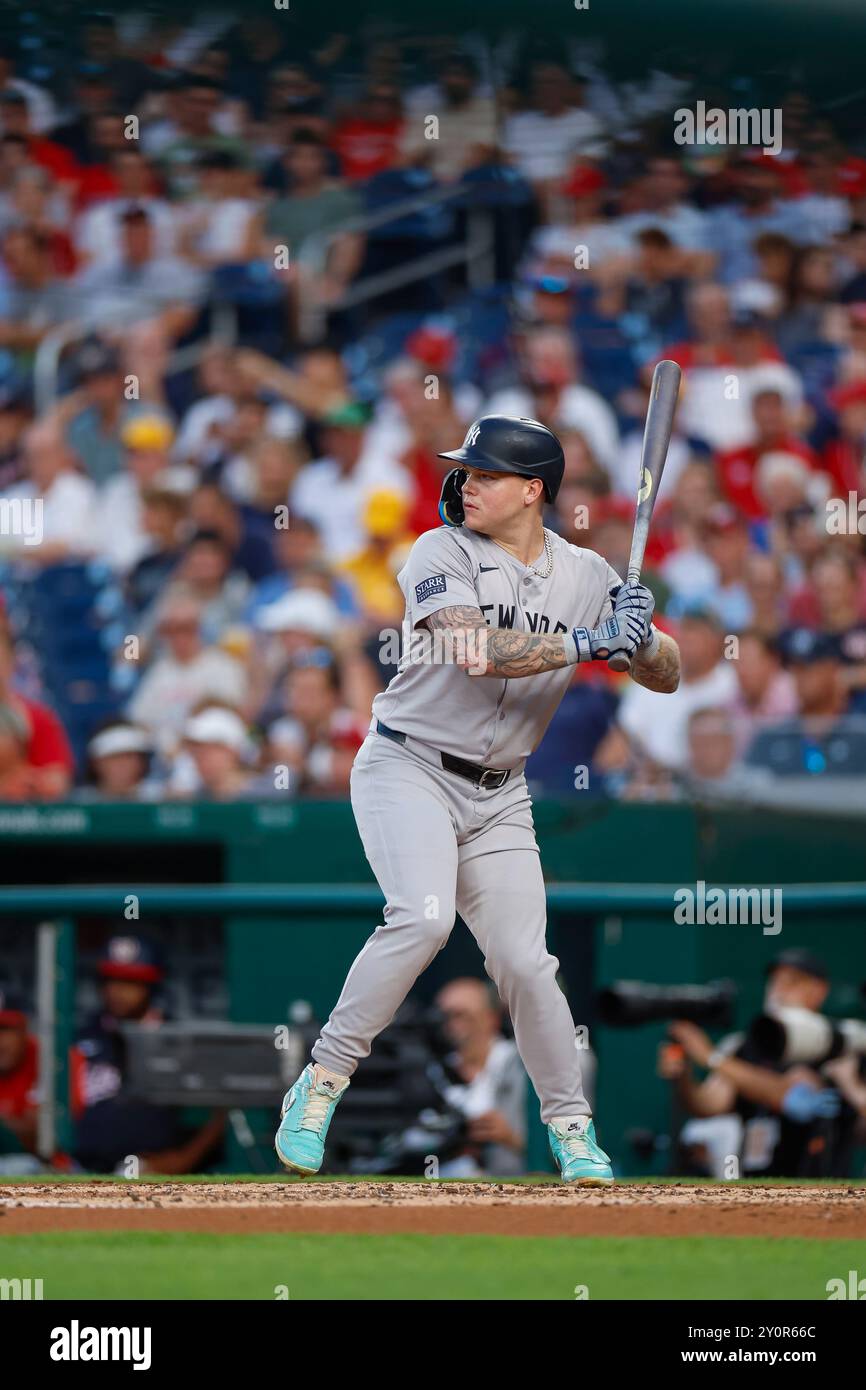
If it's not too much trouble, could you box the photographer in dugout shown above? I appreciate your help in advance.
[660,950,864,1178]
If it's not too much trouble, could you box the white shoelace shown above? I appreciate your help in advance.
[560,1133,591,1159]
[301,1087,337,1135]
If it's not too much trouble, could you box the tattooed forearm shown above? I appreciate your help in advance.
[425,606,488,632]
[630,630,680,693]
[481,629,570,676]
[425,608,569,676]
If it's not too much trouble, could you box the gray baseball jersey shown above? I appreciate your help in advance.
[371,524,622,768]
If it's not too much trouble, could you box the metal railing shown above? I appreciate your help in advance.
[33,302,239,414]
[33,180,496,407]
[294,182,497,340]
[2,881,866,916]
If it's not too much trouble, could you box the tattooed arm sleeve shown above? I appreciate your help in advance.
[629,629,681,693]
[425,607,571,677]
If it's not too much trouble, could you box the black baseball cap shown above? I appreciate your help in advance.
[778,627,840,666]
[74,336,120,380]
[766,948,828,982]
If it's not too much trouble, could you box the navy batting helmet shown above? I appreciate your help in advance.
[437,415,565,526]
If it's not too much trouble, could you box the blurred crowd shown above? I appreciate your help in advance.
[0,12,864,802]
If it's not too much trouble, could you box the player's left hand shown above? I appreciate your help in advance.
[610,582,655,645]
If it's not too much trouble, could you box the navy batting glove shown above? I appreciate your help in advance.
[611,582,656,649]
[571,614,642,664]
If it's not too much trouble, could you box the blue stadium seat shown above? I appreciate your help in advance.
[0,561,131,774]
[362,170,455,242]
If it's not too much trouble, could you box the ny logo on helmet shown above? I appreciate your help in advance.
[464,422,481,448]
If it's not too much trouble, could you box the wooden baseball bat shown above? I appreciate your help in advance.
[607,358,682,672]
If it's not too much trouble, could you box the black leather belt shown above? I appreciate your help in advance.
[375,720,511,790]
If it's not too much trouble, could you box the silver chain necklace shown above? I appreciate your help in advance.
[529,529,554,579]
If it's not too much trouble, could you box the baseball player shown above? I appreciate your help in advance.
[276,416,681,1183]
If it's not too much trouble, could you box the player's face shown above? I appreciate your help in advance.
[460,468,539,533]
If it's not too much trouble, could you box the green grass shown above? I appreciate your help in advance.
[1,1172,863,1185]
[0,1233,859,1299]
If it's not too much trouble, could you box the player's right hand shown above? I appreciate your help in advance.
[571,613,644,664]
[611,581,655,640]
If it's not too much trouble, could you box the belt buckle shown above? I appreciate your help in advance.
[479,768,506,789]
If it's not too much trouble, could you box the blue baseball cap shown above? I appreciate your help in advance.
[778,628,840,666]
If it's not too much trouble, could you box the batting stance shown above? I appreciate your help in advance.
[276,416,681,1183]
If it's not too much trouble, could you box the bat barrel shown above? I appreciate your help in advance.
[606,359,681,674]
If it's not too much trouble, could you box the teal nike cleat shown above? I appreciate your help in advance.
[275,1063,350,1176]
[548,1116,614,1185]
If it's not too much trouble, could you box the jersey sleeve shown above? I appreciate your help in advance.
[400,529,479,629]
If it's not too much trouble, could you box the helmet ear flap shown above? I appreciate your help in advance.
[438,467,467,527]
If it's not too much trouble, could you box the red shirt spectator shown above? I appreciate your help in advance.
[331,86,403,182]
[25,136,79,185]
[20,695,75,778]
[822,379,866,496]
[75,163,120,210]
[718,436,818,518]
[0,1029,38,1124]
[0,630,75,797]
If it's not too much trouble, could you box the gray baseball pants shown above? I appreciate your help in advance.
[312,729,589,1124]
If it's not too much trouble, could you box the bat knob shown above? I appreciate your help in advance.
[607,653,632,673]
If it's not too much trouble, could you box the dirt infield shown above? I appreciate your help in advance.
[1,1181,864,1238]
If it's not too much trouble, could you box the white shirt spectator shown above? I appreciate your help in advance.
[180,197,257,262]
[1,472,97,558]
[660,547,719,609]
[583,67,691,143]
[792,193,850,244]
[75,197,177,266]
[503,107,608,182]
[484,384,619,471]
[527,219,632,268]
[677,362,803,452]
[173,394,303,466]
[617,660,739,771]
[127,648,247,753]
[96,474,152,572]
[290,446,411,563]
[399,91,498,182]
[619,204,710,250]
[72,254,205,330]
